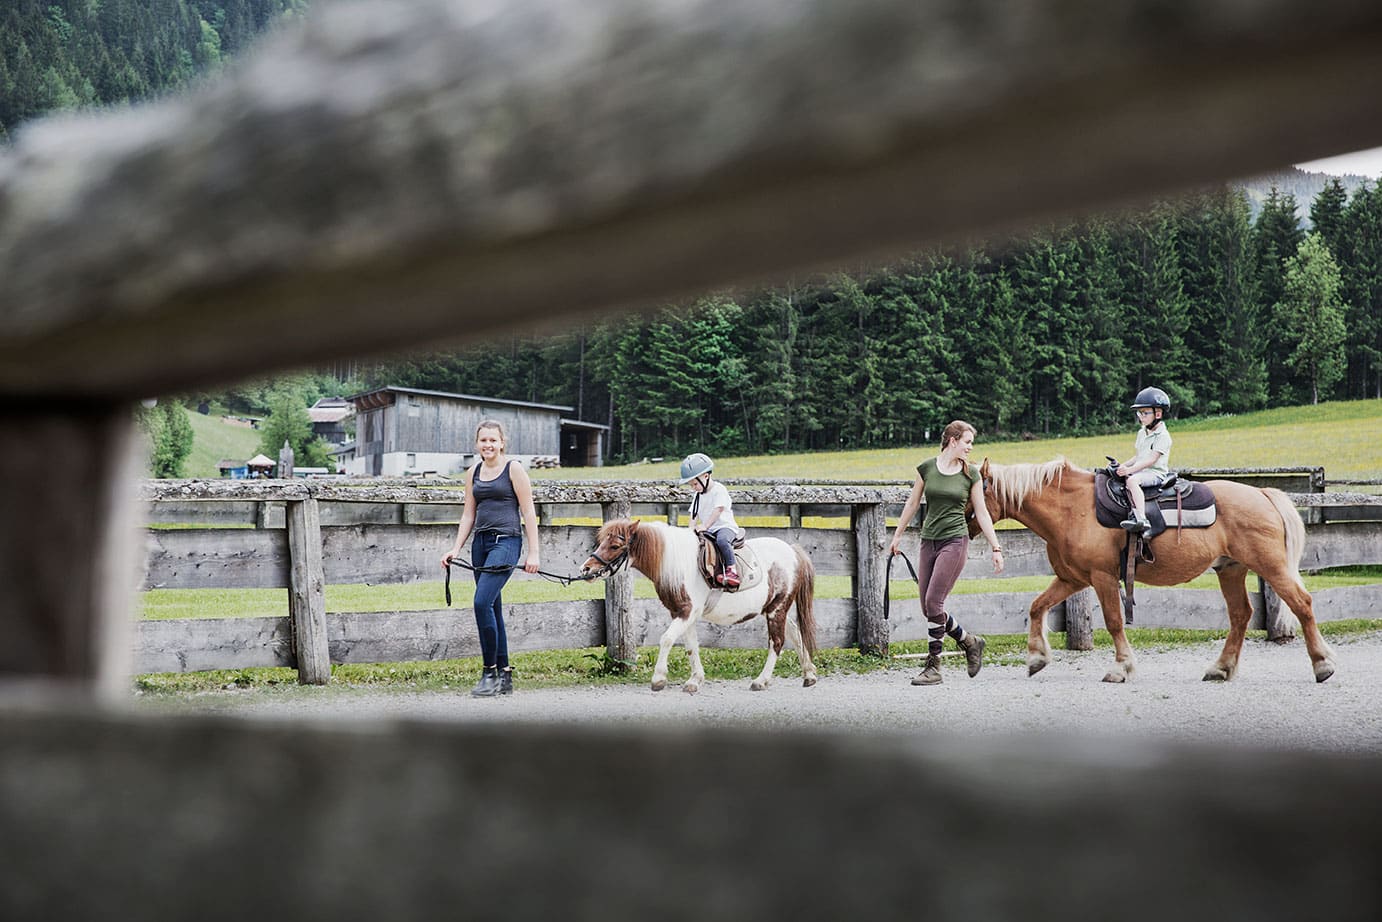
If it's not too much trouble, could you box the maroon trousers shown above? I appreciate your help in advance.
[916,536,969,653]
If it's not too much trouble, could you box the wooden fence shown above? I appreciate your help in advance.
[9,2,1382,917]
[136,474,1382,682]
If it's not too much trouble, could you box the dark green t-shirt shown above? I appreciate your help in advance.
[917,456,979,540]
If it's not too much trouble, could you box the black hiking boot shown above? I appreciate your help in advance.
[498,667,514,696]
[471,665,501,698]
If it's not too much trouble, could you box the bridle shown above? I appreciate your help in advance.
[582,537,632,581]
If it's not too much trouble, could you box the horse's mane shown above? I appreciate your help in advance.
[988,457,1075,511]
[598,518,687,590]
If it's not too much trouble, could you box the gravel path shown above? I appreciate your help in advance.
[142,633,1382,753]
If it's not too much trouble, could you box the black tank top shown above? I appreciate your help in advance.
[471,460,522,536]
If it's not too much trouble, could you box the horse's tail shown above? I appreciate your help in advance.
[1264,487,1307,591]
[791,545,818,658]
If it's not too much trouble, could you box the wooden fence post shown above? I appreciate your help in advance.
[286,495,331,684]
[1259,575,1293,643]
[853,502,888,657]
[601,498,636,668]
[0,403,139,698]
[1063,587,1095,651]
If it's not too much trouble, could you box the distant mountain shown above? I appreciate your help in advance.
[1236,167,1372,226]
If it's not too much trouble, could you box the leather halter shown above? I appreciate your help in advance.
[584,543,631,580]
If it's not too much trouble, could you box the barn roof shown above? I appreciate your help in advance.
[347,385,572,414]
[309,406,351,424]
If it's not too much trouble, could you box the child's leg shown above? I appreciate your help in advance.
[712,528,737,569]
[1126,479,1145,516]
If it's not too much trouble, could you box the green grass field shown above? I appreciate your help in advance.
[183,407,263,478]
[532,399,1382,485]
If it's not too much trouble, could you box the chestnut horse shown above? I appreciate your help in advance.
[973,458,1335,684]
[581,519,818,693]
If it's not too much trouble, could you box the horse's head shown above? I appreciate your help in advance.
[581,518,639,579]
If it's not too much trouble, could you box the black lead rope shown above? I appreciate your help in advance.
[884,551,920,621]
[444,558,594,606]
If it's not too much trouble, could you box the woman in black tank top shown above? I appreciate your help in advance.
[441,420,541,697]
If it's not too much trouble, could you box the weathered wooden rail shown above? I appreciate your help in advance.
[8,1,1382,917]
[135,477,1382,682]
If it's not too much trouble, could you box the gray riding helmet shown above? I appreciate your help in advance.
[678,452,713,483]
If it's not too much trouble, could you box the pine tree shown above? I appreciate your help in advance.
[1253,186,1305,401]
[1341,181,1382,398]
[1276,234,1349,403]
[1310,178,1349,258]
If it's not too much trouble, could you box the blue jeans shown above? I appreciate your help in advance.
[472,531,522,668]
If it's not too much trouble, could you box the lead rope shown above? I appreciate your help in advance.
[884,551,920,621]
[445,558,595,606]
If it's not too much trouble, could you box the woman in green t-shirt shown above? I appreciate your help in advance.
[888,420,1006,686]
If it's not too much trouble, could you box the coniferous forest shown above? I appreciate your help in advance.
[4,0,1379,464]
[371,180,1382,461]
[0,0,306,142]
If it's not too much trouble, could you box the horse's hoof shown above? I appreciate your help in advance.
[1101,671,1127,684]
[1202,663,1233,682]
[1314,661,1336,684]
[1027,658,1048,677]
[650,678,667,692]
[750,680,768,691]
[682,681,700,695]
[802,676,817,688]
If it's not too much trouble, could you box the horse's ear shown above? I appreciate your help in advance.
[980,457,991,479]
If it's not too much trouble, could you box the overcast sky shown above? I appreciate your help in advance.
[1295,145,1382,178]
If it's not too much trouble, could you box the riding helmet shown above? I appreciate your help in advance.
[1129,386,1171,411]
[678,452,713,483]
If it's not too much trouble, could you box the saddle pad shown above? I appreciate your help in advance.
[1161,506,1217,528]
[1159,479,1215,512]
[731,544,764,591]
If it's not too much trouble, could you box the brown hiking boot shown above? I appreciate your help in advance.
[911,652,943,686]
[961,634,986,677]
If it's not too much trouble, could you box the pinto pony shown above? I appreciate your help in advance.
[973,458,1335,684]
[581,519,818,693]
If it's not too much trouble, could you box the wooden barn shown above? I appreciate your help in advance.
[345,385,607,476]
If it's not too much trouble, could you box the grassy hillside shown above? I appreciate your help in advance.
[184,408,263,478]
[535,399,1382,485]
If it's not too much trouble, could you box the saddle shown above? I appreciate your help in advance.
[1094,469,1217,540]
[696,529,762,592]
[1093,459,1217,624]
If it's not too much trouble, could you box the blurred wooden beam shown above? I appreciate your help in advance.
[3,0,1382,399]
[2,707,1380,921]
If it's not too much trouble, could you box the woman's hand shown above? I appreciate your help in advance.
[441,549,458,571]
[990,546,1005,574]
[523,553,540,574]
[887,533,903,557]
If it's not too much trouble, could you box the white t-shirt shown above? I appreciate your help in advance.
[689,480,739,533]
